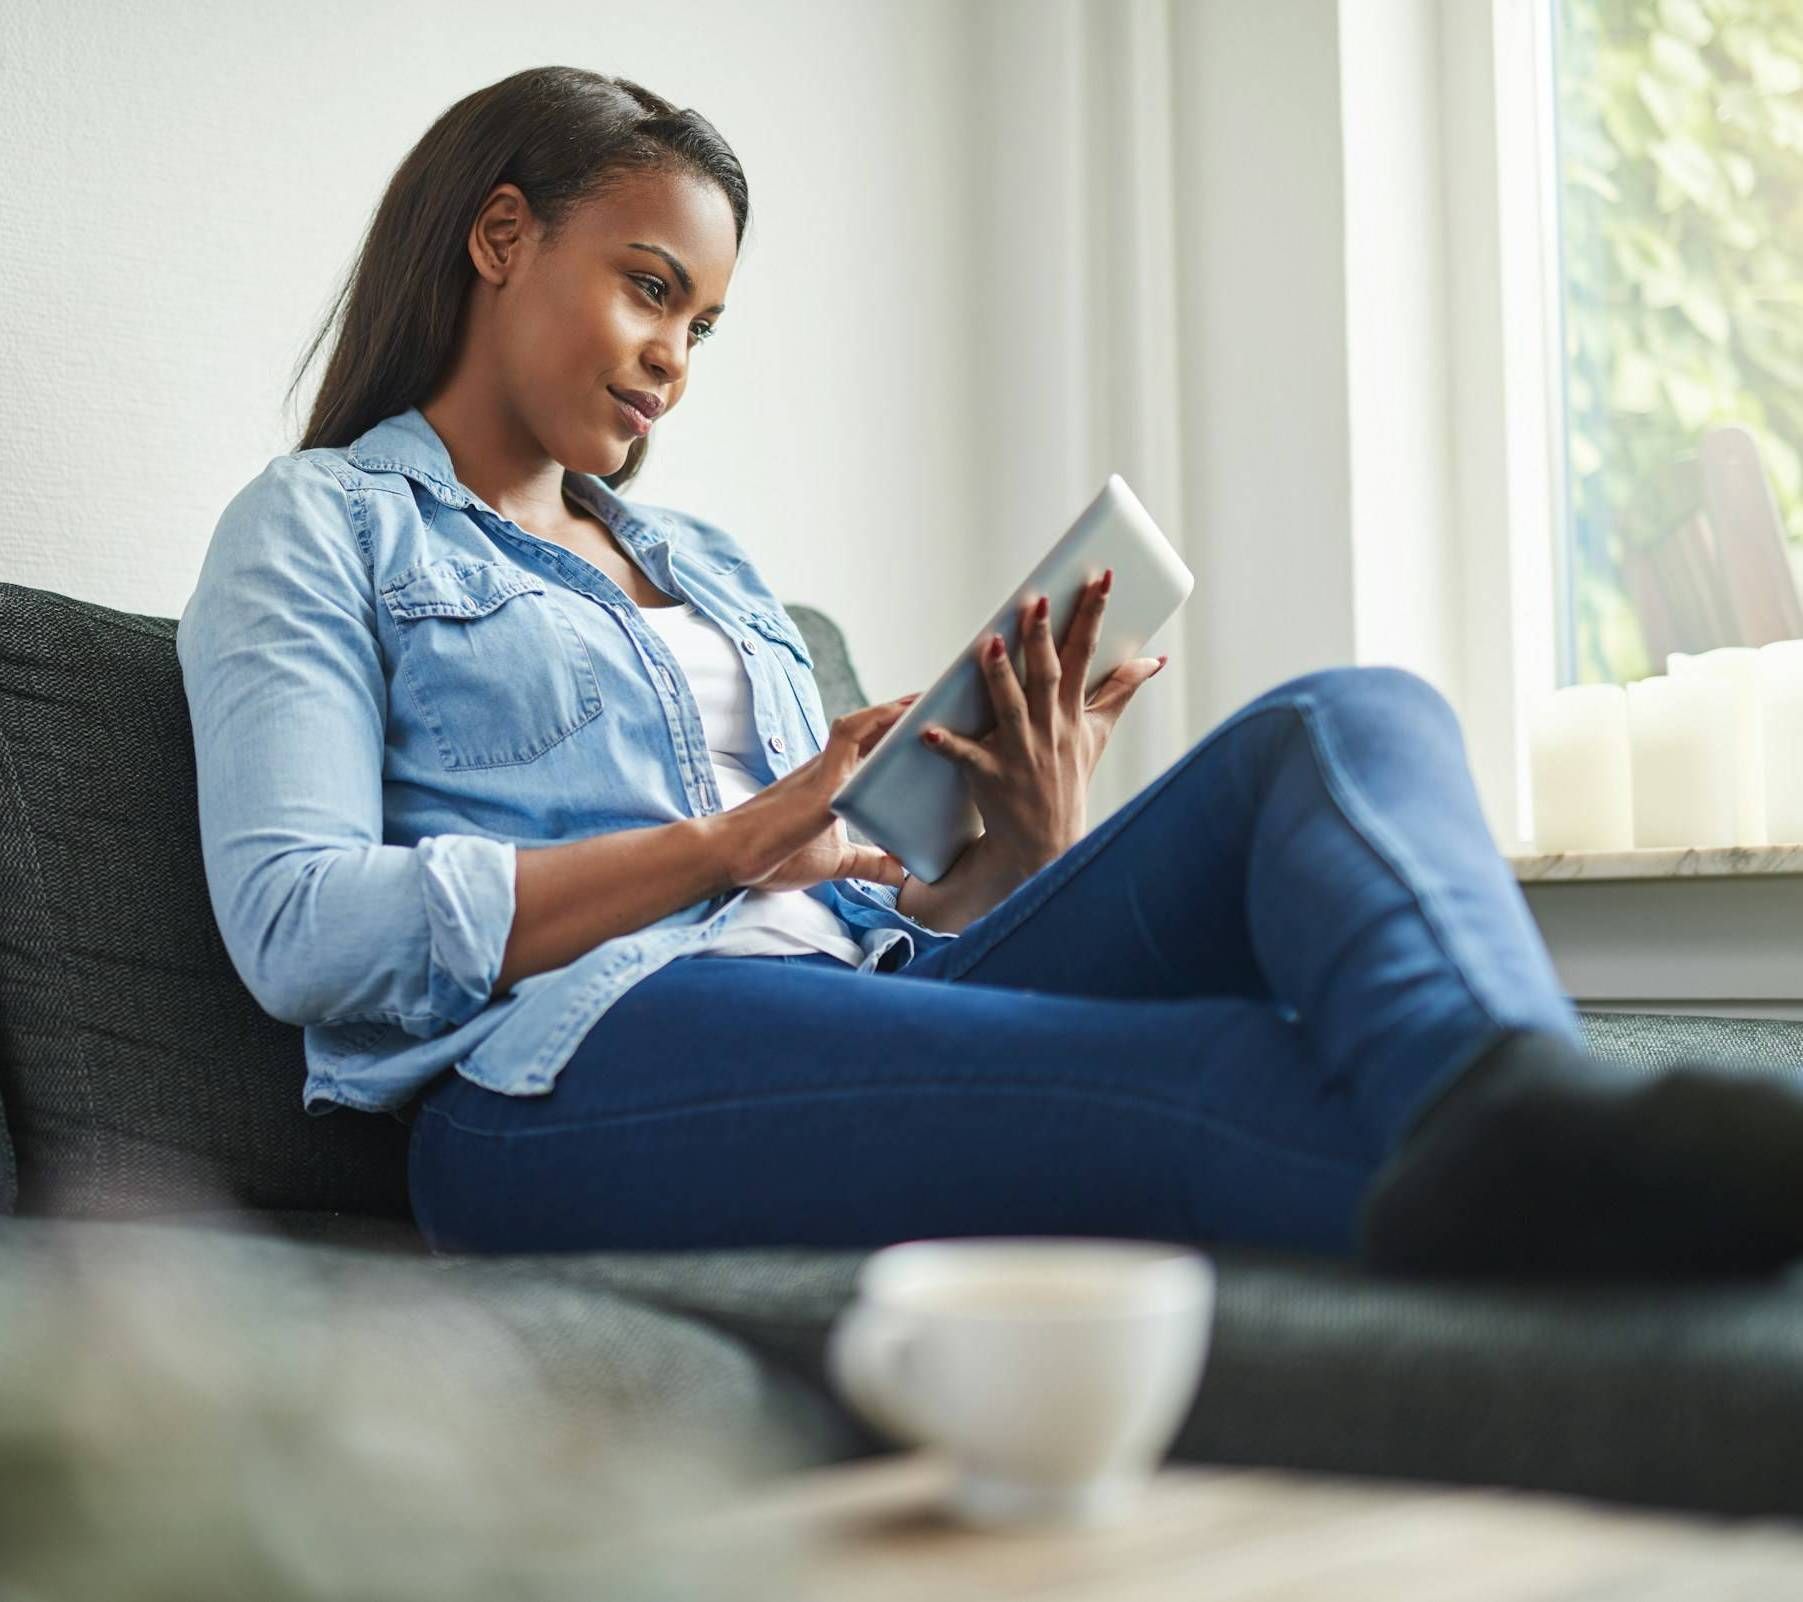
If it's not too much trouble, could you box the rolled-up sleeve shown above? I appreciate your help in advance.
[850,877,903,910]
[176,455,517,1036]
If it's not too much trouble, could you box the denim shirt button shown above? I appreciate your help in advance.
[768,733,786,754]
[740,636,757,655]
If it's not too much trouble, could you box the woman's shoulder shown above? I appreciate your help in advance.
[218,439,449,557]
[224,443,426,522]
[217,448,374,527]
[197,450,381,601]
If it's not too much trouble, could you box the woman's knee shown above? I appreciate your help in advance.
[1245,664,1455,727]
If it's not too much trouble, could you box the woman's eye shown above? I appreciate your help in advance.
[633,276,716,344]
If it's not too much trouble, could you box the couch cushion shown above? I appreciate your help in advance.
[0,587,860,1224]
[22,1211,1803,1523]
[603,1237,1803,1521]
[0,1214,869,1473]
[31,1005,1803,1523]
[397,1016,1803,1522]
[1578,1008,1803,1073]
[0,583,410,1220]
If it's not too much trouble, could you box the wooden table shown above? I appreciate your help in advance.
[627,1449,1803,1600]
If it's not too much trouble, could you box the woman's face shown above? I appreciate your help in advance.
[477,167,738,477]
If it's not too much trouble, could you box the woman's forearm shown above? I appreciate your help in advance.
[494,814,743,994]
[896,834,1025,936]
[496,814,1019,996]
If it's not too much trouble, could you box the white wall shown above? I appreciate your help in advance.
[1169,0,1362,727]
[1342,0,1460,698]
[0,0,981,706]
[1163,0,1529,848]
[4,0,1532,849]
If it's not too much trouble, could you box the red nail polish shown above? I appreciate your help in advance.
[988,635,1005,660]
[1102,568,1114,594]
[1035,594,1049,620]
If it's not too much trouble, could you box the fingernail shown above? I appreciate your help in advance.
[922,729,942,744]
[1035,594,1049,621]
[1155,654,1168,671]
[988,635,1005,660]
[1102,568,1114,594]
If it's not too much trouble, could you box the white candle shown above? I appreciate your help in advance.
[1527,684,1634,851]
[1668,647,1766,846]
[1759,641,1803,846]
[1627,674,1738,848]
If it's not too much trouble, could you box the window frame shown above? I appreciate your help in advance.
[1439,0,1571,855]
[1449,0,1803,1014]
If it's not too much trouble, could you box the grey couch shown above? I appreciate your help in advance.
[6,579,1803,1523]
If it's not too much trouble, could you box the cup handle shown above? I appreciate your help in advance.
[826,1301,925,1445]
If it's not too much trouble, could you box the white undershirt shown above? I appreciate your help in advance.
[637,599,867,965]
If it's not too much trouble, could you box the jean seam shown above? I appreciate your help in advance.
[412,1078,1376,1182]
[1296,693,1506,1039]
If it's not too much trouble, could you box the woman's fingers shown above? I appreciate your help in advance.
[834,692,918,741]
[1019,592,1062,732]
[1087,658,1163,722]
[864,693,920,748]
[917,720,1001,781]
[862,691,919,720]
[841,844,908,885]
[975,627,1031,744]
[1059,572,1110,718]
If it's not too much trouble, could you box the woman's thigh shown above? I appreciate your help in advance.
[407,951,1381,1259]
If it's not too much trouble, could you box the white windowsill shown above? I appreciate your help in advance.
[1508,848,1803,1018]
[1509,846,1803,883]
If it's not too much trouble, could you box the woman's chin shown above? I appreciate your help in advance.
[567,439,633,478]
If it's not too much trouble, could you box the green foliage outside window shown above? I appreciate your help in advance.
[1556,0,1803,683]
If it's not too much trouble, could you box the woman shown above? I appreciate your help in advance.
[179,66,1803,1276]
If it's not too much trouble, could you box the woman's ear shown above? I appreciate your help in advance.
[468,183,531,287]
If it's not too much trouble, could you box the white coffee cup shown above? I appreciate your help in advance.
[826,1237,1215,1528]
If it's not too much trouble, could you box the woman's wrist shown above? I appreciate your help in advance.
[696,808,765,891]
[896,833,1025,935]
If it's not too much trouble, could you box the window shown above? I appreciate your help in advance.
[1550,0,1803,687]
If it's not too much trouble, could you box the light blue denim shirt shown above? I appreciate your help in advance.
[176,405,958,1121]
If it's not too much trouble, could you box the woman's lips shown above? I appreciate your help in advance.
[612,391,655,436]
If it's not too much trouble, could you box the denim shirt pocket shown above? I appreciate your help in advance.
[743,609,828,750]
[381,558,605,770]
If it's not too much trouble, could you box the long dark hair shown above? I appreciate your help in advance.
[286,67,750,492]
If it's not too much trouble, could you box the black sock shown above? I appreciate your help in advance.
[1357,1027,1803,1281]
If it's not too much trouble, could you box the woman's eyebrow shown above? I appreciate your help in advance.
[625,243,727,317]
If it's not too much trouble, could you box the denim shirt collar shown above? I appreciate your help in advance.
[346,405,666,547]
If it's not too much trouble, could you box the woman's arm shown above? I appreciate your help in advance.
[494,815,741,992]
[181,458,789,1026]
[179,458,527,1035]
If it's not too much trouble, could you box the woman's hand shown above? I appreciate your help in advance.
[720,693,922,893]
[916,570,1165,882]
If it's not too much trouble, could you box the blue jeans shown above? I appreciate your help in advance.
[406,666,1582,1258]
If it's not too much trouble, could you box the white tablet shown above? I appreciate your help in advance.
[829,473,1194,882]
